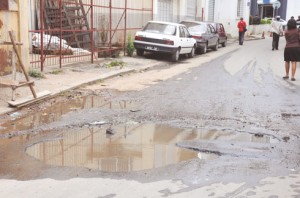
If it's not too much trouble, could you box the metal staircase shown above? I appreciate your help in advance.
[44,0,91,49]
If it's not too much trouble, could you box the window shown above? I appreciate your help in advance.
[144,22,176,35]
[183,27,190,38]
[208,0,215,22]
[0,0,9,10]
[179,27,185,38]
[207,25,211,33]
[157,0,174,22]
[208,25,216,33]
[237,0,244,18]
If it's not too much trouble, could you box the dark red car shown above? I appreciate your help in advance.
[208,22,227,47]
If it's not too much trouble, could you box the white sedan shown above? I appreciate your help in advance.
[134,21,196,62]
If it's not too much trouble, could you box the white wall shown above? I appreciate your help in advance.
[286,0,300,20]
[204,0,251,38]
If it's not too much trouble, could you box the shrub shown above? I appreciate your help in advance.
[126,35,135,57]
[28,69,46,79]
[107,60,126,68]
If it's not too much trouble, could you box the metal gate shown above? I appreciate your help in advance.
[157,0,173,22]
[29,0,153,71]
[208,0,215,22]
[186,0,197,20]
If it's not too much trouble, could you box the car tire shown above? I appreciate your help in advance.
[171,49,180,62]
[188,46,195,58]
[136,49,144,56]
[200,44,207,54]
[195,48,201,55]
[222,40,227,47]
[213,40,219,51]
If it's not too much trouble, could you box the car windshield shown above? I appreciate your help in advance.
[143,22,176,35]
[181,22,206,33]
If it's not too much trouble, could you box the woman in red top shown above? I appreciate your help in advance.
[283,19,300,81]
[237,17,247,45]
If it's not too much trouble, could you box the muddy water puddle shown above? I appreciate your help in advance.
[0,95,139,134]
[25,124,277,173]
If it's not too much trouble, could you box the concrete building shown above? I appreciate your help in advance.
[202,0,251,38]
[0,0,30,74]
[257,0,300,20]
[153,0,204,22]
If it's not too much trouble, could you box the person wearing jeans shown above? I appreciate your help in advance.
[237,17,247,45]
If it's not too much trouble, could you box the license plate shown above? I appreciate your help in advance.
[145,46,157,51]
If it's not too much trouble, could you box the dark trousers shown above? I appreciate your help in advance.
[272,33,280,50]
[239,32,245,45]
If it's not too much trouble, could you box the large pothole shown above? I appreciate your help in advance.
[0,95,139,134]
[25,124,278,172]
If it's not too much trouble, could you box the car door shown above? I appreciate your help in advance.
[206,24,213,47]
[179,26,188,53]
[208,24,218,46]
[182,26,194,52]
[218,24,226,43]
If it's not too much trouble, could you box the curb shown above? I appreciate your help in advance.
[0,62,163,116]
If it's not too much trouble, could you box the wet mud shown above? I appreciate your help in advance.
[0,43,300,189]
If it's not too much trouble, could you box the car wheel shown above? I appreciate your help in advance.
[200,44,207,54]
[171,49,180,62]
[136,49,144,56]
[222,40,227,47]
[213,41,219,51]
[188,46,195,58]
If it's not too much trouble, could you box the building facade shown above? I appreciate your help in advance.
[153,0,204,22]
[0,0,30,74]
[257,0,300,20]
[203,0,251,37]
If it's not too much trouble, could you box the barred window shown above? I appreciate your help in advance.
[237,0,244,18]
[208,0,215,22]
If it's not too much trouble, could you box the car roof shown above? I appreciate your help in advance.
[180,20,208,25]
[147,21,182,26]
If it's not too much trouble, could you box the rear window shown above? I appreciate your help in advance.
[181,22,206,33]
[143,22,177,35]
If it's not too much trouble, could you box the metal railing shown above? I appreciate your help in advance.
[29,0,153,71]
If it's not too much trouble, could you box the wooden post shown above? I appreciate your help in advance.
[8,31,37,99]
[11,50,16,101]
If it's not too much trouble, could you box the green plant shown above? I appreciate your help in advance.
[126,35,135,57]
[99,15,109,46]
[49,69,63,75]
[107,60,126,68]
[260,19,271,24]
[28,69,45,79]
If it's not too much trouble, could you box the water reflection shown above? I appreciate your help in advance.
[0,96,138,134]
[25,124,277,172]
[26,124,200,172]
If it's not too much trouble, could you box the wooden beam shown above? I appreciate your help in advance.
[0,77,19,86]
[8,31,37,99]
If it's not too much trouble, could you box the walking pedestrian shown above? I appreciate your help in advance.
[283,19,300,81]
[271,16,283,50]
[237,17,247,45]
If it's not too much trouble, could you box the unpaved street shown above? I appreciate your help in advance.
[0,37,300,197]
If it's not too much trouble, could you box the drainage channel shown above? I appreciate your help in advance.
[25,124,278,173]
[0,95,139,134]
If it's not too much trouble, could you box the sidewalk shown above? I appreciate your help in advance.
[0,56,162,115]
[0,35,263,116]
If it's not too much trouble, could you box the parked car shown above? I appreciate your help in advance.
[133,21,196,62]
[180,21,219,54]
[208,22,227,47]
